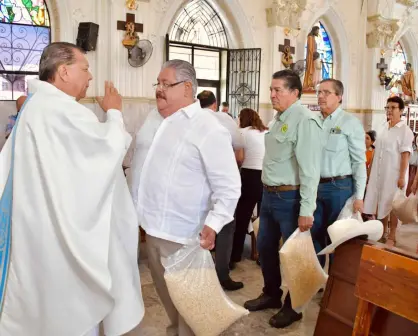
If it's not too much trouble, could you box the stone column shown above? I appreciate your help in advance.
[363,14,399,132]
[262,0,306,122]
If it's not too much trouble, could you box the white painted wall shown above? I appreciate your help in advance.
[3,0,418,148]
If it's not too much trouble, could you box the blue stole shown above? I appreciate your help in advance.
[0,94,32,313]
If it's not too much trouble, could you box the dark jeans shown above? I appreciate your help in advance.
[312,177,354,266]
[257,189,300,304]
[231,168,263,263]
[215,220,236,282]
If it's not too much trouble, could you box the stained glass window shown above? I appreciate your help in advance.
[169,0,228,48]
[305,21,334,80]
[0,0,51,100]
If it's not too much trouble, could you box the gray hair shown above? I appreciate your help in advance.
[39,42,85,82]
[161,59,198,97]
[320,78,344,103]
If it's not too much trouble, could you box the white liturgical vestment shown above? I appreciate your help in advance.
[0,80,144,336]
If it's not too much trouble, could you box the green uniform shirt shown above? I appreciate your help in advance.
[262,100,323,217]
[320,107,367,199]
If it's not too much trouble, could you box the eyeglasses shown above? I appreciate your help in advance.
[317,90,336,97]
[152,81,185,91]
[384,106,399,111]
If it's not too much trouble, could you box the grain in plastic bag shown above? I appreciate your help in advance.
[279,229,328,312]
[163,240,248,336]
[337,196,363,222]
[396,223,418,254]
[392,189,418,224]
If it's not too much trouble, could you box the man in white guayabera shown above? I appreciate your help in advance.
[131,59,241,336]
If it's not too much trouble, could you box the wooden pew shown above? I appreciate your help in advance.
[352,245,418,335]
[314,238,418,336]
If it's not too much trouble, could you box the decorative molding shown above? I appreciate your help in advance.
[46,0,61,41]
[396,0,418,7]
[265,0,307,29]
[366,14,399,49]
[153,0,170,14]
[346,109,385,114]
[259,103,273,109]
[72,7,86,26]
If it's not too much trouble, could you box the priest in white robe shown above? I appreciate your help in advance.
[0,42,144,336]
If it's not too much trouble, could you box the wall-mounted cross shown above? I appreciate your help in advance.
[377,58,388,86]
[117,13,143,33]
[279,39,295,54]
[376,58,388,71]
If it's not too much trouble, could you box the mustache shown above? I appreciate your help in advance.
[156,92,166,99]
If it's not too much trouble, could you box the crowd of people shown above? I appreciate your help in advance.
[1,41,417,336]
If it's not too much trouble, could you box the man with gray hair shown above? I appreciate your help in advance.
[0,42,144,336]
[131,59,241,335]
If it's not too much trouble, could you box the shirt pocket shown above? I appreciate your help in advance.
[326,134,347,152]
[266,131,294,162]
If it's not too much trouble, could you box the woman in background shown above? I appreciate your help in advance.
[230,108,267,267]
[407,133,418,196]
[365,130,376,180]
[364,97,414,246]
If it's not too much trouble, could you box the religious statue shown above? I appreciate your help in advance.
[126,0,138,10]
[312,52,322,87]
[401,63,416,103]
[122,21,138,48]
[303,26,320,91]
[281,45,294,69]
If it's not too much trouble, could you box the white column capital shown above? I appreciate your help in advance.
[265,0,307,30]
[366,14,399,49]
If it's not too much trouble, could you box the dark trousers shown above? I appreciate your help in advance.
[231,168,263,263]
[312,177,354,266]
[257,189,300,305]
[215,220,236,282]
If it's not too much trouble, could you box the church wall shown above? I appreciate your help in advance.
[4,0,418,151]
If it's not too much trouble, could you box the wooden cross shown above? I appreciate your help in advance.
[117,13,143,33]
[279,39,295,54]
[376,58,388,71]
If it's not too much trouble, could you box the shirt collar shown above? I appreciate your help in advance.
[28,79,77,101]
[321,106,342,121]
[277,100,301,122]
[179,100,201,119]
[393,120,406,128]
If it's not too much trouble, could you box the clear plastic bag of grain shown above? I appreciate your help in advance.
[163,240,248,336]
[279,229,328,312]
[337,196,363,222]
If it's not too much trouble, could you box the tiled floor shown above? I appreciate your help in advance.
[125,238,322,336]
[135,260,321,336]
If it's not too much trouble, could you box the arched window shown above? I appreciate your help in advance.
[305,21,334,80]
[390,41,407,81]
[0,0,51,100]
[169,0,228,48]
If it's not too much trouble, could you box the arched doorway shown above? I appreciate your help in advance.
[166,0,261,118]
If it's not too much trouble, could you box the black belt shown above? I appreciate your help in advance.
[320,175,352,183]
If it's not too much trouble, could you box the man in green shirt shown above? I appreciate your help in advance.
[244,69,323,328]
[313,79,366,262]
